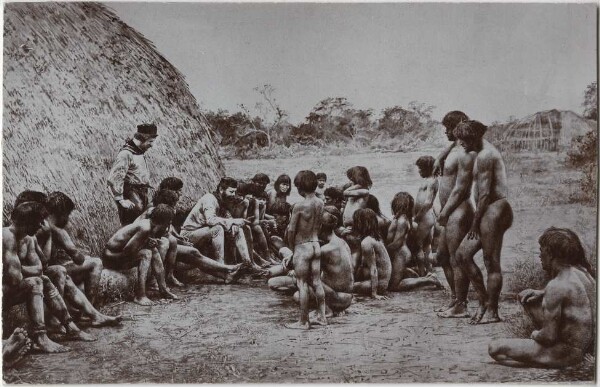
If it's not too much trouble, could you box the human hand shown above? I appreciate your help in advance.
[340,227,353,236]
[518,289,544,305]
[530,330,541,341]
[467,226,480,240]
[287,270,295,278]
[147,238,159,249]
[436,213,448,227]
[433,158,444,177]
[119,199,135,209]
[283,256,292,269]
[182,240,194,247]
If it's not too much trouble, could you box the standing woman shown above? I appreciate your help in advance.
[267,174,291,214]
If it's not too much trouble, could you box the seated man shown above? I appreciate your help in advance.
[4,203,94,353]
[137,189,245,285]
[103,204,178,305]
[39,192,103,305]
[14,192,121,327]
[351,209,391,300]
[488,227,595,368]
[181,177,259,270]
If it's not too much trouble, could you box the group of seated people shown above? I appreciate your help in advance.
[3,143,596,371]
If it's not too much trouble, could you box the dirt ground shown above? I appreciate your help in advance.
[4,150,596,383]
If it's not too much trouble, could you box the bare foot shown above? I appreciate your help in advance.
[32,333,70,353]
[332,310,347,317]
[134,296,154,306]
[3,328,32,367]
[437,301,470,318]
[47,316,67,335]
[284,321,310,330]
[90,314,123,328]
[308,311,327,326]
[224,264,244,284]
[480,308,502,324]
[434,298,457,313]
[166,275,185,288]
[469,304,487,325]
[160,288,179,300]
[404,267,420,278]
[66,329,96,342]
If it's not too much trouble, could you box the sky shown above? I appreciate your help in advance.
[106,2,597,125]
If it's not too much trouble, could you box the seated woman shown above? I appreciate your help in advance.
[267,174,291,214]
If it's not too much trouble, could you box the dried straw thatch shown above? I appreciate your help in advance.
[500,109,597,152]
[3,2,224,254]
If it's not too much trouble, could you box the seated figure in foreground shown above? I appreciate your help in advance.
[488,227,595,368]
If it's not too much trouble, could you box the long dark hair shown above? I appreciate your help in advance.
[346,166,372,189]
[274,174,292,197]
[353,208,381,240]
[391,192,414,229]
[539,227,595,278]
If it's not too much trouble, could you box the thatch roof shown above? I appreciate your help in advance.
[501,109,597,152]
[3,2,224,254]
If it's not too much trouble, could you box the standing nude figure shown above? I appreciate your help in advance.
[452,120,513,324]
[285,170,326,330]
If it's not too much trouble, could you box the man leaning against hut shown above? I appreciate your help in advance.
[107,123,158,226]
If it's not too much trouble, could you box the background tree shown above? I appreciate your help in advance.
[582,81,597,120]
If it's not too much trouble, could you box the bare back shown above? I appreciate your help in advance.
[473,140,509,203]
[343,196,368,226]
[321,234,354,293]
[552,267,596,350]
[292,196,323,245]
[105,220,151,257]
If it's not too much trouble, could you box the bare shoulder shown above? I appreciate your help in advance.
[361,236,376,249]
[545,276,571,300]
[2,227,15,247]
[458,150,476,168]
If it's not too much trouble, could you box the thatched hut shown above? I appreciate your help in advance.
[3,2,224,254]
[500,109,597,152]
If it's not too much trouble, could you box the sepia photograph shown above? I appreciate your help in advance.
[2,1,597,383]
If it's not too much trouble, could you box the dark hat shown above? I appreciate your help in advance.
[137,123,158,137]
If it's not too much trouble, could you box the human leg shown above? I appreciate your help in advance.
[153,244,178,300]
[41,276,95,342]
[134,249,153,305]
[434,227,456,311]
[488,339,583,368]
[176,245,242,283]
[163,236,183,287]
[285,244,311,330]
[309,245,327,326]
[62,276,122,327]
[388,247,411,292]
[479,199,513,323]
[65,257,103,305]
[183,226,226,263]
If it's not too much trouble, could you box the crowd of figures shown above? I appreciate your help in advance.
[3,112,595,371]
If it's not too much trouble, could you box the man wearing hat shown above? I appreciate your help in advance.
[107,123,158,226]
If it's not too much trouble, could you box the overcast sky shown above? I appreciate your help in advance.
[106,2,597,125]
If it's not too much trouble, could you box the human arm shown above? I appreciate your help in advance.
[286,205,301,247]
[121,227,151,257]
[437,154,474,226]
[433,142,457,177]
[343,184,370,197]
[467,157,493,240]
[107,151,135,208]
[518,288,545,304]
[52,227,86,265]
[530,283,563,345]
[203,196,244,229]
[3,235,23,286]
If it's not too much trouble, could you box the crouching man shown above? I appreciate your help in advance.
[103,204,178,306]
[488,227,595,368]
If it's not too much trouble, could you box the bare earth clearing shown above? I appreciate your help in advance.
[4,150,596,383]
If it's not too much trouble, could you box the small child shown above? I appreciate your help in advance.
[414,156,438,275]
[386,192,414,291]
[342,166,372,227]
[285,170,326,329]
[315,172,327,200]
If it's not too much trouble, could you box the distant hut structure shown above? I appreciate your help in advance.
[501,109,597,152]
[3,3,224,254]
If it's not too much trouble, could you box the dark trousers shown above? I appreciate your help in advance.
[117,183,149,226]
